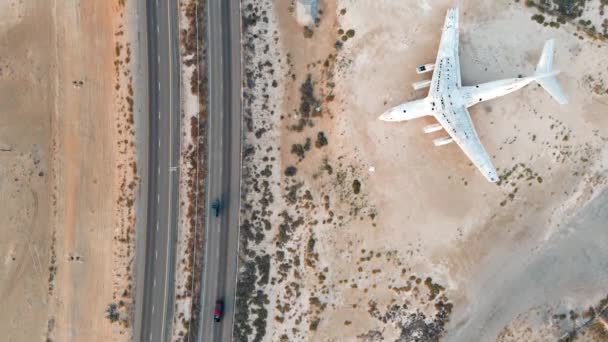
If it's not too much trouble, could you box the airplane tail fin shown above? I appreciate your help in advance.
[534,39,568,105]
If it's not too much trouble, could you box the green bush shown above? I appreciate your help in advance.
[532,14,545,24]
[352,179,361,194]
[105,303,120,323]
[315,132,328,148]
[284,166,297,177]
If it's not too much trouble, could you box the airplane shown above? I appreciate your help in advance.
[379,7,568,183]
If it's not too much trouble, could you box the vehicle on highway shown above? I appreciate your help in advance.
[211,198,222,217]
[213,300,223,322]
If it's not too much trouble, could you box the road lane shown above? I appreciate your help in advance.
[199,0,223,338]
[140,0,181,341]
[198,0,242,341]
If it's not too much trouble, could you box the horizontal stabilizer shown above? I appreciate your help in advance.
[535,72,568,105]
[534,39,568,105]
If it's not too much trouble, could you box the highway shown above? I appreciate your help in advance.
[140,0,181,341]
[197,0,243,341]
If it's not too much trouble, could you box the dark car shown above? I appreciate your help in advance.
[211,198,222,217]
[213,300,223,322]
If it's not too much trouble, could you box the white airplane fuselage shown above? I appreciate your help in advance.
[379,76,537,122]
[462,77,537,106]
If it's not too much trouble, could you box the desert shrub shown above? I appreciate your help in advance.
[260,165,272,177]
[284,166,297,176]
[291,144,305,159]
[352,179,361,194]
[307,235,316,253]
[300,75,320,117]
[532,14,545,24]
[105,303,120,323]
[234,261,257,340]
[424,277,446,301]
[243,145,255,159]
[315,131,328,148]
[309,318,320,331]
[303,26,314,38]
[255,254,271,286]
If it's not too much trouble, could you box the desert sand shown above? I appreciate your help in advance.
[0,1,54,340]
[235,0,608,341]
[0,0,142,341]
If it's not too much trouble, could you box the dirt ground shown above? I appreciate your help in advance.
[0,1,54,340]
[0,0,139,341]
[235,0,608,341]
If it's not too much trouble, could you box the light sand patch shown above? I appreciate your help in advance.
[0,0,25,29]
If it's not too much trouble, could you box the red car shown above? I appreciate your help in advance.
[213,300,223,322]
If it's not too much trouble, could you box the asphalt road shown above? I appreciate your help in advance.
[197,0,243,341]
[140,0,181,341]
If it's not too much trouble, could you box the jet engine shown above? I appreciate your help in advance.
[423,123,442,134]
[412,80,431,90]
[416,63,435,74]
[433,136,453,146]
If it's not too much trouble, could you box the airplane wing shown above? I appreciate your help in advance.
[429,8,462,96]
[437,106,499,182]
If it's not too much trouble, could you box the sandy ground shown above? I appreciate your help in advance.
[1,0,141,341]
[0,1,54,341]
[235,0,608,341]
[49,0,142,339]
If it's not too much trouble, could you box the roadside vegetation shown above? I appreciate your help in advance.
[106,0,139,335]
[172,0,208,339]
